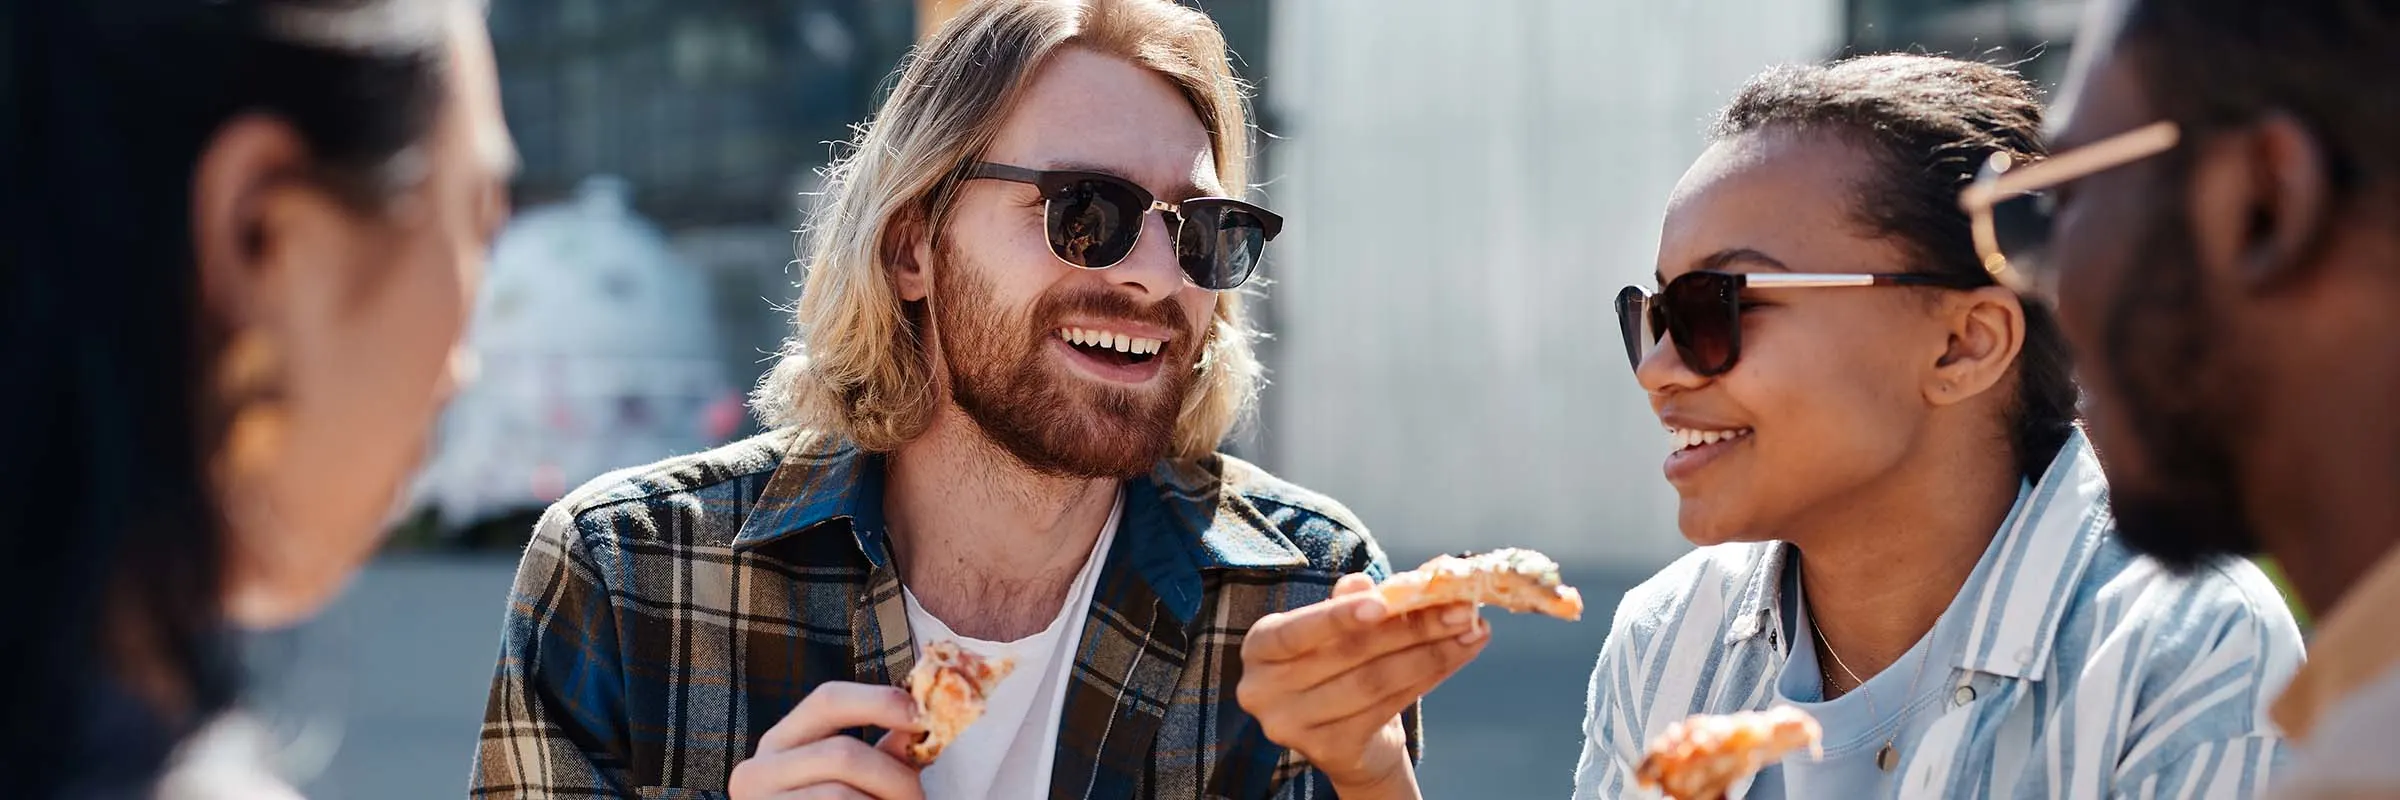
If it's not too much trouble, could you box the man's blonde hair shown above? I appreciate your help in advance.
[753,0,1261,461]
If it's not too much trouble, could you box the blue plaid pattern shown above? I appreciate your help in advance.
[470,428,1413,798]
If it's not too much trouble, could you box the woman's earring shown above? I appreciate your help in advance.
[216,332,288,484]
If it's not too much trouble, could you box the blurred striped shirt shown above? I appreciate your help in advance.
[1572,431,2306,799]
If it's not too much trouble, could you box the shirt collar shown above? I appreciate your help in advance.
[2272,544,2400,740]
[730,433,1309,624]
[730,434,895,563]
[1724,429,2114,682]
[1947,429,2112,680]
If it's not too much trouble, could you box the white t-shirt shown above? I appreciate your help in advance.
[903,495,1121,800]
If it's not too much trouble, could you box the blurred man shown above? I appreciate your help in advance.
[467,1,1446,798]
[1966,0,2400,795]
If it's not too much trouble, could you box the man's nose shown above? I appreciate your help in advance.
[1104,208,1187,303]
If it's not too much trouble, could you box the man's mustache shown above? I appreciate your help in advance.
[1033,290,1197,342]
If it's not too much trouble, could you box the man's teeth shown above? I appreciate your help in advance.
[1058,327,1163,355]
[1669,427,1752,450]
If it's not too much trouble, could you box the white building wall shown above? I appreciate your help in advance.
[1257,0,1840,566]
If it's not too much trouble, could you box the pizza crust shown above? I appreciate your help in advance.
[1634,706,1823,800]
[902,640,1015,766]
[1376,548,1585,621]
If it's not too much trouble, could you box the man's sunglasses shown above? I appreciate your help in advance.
[1959,121,2182,296]
[1615,271,1985,377]
[964,162,1284,291]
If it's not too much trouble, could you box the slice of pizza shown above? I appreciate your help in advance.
[1375,548,1585,621]
[1634,706,1824,800]
[902,640,1015,766]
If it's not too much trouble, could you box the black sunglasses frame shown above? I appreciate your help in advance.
[1615,270,1986,378]
[964,162,1285,292]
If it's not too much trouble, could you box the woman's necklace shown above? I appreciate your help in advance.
[1815,621,1933,772]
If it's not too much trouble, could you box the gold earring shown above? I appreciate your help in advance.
[215,333,289,483]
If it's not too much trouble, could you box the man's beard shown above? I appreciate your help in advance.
[929,243,1200,478]
[2095,210,2263,572]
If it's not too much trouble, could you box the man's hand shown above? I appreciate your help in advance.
[1236,572,1490,799]
[729,682,927,800]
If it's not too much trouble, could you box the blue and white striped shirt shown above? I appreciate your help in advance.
[1573,432,2306,799]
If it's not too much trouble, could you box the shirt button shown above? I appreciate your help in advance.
[1953,685,1977,706]
[2015,647,2035,665]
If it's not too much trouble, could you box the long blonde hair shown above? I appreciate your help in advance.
[754,0,1261,461]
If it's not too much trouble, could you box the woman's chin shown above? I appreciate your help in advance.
[1676,505,1766,548]
[220,524,384,630]
[223,579,350,631]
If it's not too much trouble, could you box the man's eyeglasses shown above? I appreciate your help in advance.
[1615,270,1984,378]
[964,162,1284,292]
[1958,121,2182,294]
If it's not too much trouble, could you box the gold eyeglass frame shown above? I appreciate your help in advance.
[1958,120,2182,292]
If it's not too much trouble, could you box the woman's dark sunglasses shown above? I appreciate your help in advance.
[1614,270,1985,377]
[965,162,1285,291]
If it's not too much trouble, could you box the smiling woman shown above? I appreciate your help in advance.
[1575,54,2304,800]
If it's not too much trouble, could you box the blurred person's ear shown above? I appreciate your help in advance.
[191,114,384,336]
[1924,286,2026,409]
[2185,111,2335,293]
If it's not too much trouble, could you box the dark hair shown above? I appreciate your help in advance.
[2119,1,2399,197]
[1,2,448,795]
[1708,54,2079,484]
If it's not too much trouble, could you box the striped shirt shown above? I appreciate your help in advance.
[1573,431,2306,799]
[470,428,1414,799]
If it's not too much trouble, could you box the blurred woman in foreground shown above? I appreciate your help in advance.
[1,1,512,796]
[1235,55,2305,800]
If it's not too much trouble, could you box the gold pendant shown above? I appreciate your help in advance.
[1876,744,1900,772]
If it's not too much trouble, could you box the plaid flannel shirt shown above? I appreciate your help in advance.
[470,428,1416,799]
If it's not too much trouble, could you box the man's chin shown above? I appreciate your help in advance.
[2109,490,2262,575]
[1006,431,1170,479]
[960,389,1179,478]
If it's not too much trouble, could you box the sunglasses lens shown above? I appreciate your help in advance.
[1660,272,1739,375]
[1992,191,2055,282]
[1047,179,1144,268]
[1614,286,1651,374]
[1175,202,1269,290]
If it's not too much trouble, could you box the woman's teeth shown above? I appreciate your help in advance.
[1669,427,1752,451]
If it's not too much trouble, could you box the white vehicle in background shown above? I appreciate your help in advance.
[409,176,747,545]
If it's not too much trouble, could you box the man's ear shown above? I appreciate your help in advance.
[1927,285,2027,408]
[2185,110,2336,293]
[888,209,933,303]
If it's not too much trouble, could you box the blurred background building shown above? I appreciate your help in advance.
[1851,0,2083,84]
[310,2,2093,798]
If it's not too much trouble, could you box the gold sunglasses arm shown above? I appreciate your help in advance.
[1959,120,2182,210]
[1958,121,2179,290]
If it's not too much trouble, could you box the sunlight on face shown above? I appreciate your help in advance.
[922,47,1223,476]
[1642,127,1953,545]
